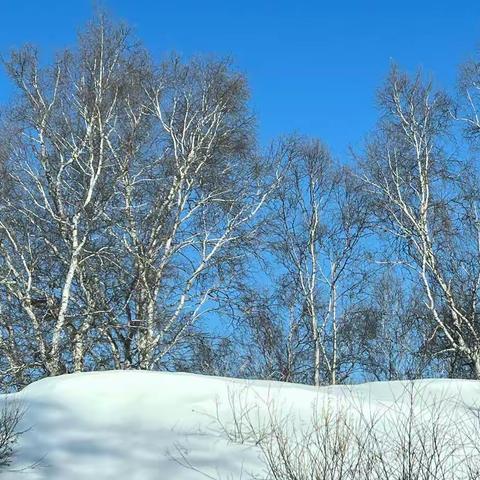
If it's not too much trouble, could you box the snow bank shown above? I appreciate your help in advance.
[2,370,479,479]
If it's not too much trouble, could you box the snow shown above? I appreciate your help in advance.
[1,370,479,479]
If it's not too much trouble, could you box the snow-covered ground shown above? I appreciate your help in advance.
[2,370,480,479]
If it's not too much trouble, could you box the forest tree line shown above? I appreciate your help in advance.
[0,16,480,390]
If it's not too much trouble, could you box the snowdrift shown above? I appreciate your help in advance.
[2,370,479,479]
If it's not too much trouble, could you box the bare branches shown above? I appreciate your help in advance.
[0,400,26,470]
[0,16,272,382]
[199,383,480,480]
[362,66,480,379]
[265,137,370,385]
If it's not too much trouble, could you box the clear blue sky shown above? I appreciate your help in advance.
[1,0,479,157]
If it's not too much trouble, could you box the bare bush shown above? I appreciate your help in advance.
[0,400,26,470]
[180,382,480,480]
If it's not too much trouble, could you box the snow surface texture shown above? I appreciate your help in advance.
[2,370,480,479]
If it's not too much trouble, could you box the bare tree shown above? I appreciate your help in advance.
[267,137,370,385]
[348,271,440,381]
[111,56,274,370]
[361,66,480,379]
[233,287,310,383]
[0,16,274,385]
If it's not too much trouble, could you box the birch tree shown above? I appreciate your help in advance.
[269,138,369,386]
[0,16,272,386]
[348,271,438,381]
[108,56,273,370]
[362,66,480,378]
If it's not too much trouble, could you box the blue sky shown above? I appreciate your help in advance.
[1,1,479,157]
